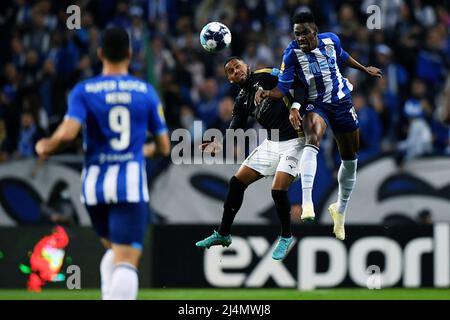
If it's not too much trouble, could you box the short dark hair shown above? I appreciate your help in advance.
[292,11,315,25]
[100,27,130,62]
[223,56,243,68]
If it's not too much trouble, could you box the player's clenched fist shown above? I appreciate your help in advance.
[199,138,223,154]
[35,138,52,159]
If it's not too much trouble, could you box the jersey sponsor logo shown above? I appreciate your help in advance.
[309,62,321,75]
[286,155,299,164]
[306,104,315,111]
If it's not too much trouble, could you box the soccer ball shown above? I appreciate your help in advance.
[199,22,232,53]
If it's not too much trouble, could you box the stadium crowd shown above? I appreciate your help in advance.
[0,0,449,169]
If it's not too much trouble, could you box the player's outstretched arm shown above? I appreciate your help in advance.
[254,86,284,105]
[345,56,382,78]
[199,138,223,154]
[35,119,81,159]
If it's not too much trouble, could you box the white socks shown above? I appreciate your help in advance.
[337,159,358,215]
[108,263,139,300]
[100,249,114,300]
[300,145,319,207]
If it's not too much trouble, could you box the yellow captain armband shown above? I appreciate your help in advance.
[254,68,273,74]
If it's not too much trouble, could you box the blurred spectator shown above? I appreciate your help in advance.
[10,36,26,68]
[0,0,448,165]
[396,79,433,166]
[412,0,437,28]
[374,44,408,98]
[195,78,220,128]
[337,3,360,43]
[22,5,51,54]
[16,111,43,158]
[211,96,234,134]
[353,91,383,162]
[416,27,448,88]
[373,78,401,149]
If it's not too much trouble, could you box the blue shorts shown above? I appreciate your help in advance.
[85,202,149,250]
[301,96,359,133]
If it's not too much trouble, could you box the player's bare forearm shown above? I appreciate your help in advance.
[153,133,171,157]
[345,56,366,72]
[255,87,284,105]
[265,87,284,100]
[345,56,382,78]
[35,119,81,157]
[143,142,156,158]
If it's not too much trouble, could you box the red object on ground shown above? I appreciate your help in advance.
[27,226,69,292]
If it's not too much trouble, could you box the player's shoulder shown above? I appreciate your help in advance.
[284,40,299,53]
[319,32,341,43]
[252,67,278,84]
[281,40,300,61]
[71,77,93,94]
[253,67,279,76]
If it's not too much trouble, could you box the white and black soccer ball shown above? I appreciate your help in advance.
[199,22,232,53]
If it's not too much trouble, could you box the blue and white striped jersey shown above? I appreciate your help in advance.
[66,74,168,205]
[277,32,353,104]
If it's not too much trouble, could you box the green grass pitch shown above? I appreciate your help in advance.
[0,288,449,300]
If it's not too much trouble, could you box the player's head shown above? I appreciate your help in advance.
[224,57,250,85]
[98,27,131,64]
[292,11,318,52]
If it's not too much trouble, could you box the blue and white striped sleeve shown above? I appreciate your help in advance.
[276,48,296,95]
[330,33,349,64]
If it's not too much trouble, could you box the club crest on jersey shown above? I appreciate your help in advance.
[325,45,336,66]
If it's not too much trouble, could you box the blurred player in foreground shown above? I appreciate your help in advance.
[196,57,306,260]
[36,27,170,299]
[256,11,382,240]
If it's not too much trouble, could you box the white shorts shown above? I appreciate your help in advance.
[242,137,305,178]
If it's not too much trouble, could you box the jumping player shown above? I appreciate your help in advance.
[195,57,306,260]
[255,12,382,240]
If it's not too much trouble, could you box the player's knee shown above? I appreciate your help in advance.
[112,245,141,267]
[230,176,248,191]
[224,176,248,210]
[271,189,288,202]
[272,175,291,191]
